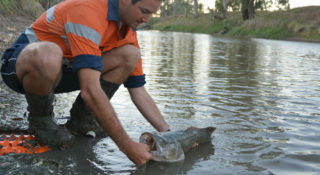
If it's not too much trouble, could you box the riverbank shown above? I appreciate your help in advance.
[0,5,319,49]
[0,13,35,60]
[147,6,320,42]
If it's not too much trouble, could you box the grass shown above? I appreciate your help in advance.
[0,0,46,16]
[149,6,320,41]
[1,1,319,41]
[0,0,20,13]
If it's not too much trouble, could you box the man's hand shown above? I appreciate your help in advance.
[122,141,153,165]
[77,69,152,165]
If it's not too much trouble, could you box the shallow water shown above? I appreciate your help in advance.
[1,31,320,174]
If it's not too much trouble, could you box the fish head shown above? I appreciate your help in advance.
[140,132,185,162]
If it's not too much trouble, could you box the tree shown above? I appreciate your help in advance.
[215,0,289,20]
[241,0,255,20]
[223,0,231,17]
[193,0,199,18]
[173,0,177,17]
[214,0,240,18]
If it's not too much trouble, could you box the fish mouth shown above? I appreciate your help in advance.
[139,132,156,150]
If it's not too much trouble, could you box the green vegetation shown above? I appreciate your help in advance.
[0,0,59,16]
[0,0,319,42]
[0,0,20,13]
[150,6,320,42]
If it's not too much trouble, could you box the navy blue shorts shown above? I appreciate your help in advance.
[1,35,80,94]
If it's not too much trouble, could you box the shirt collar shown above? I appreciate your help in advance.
[107,0,138,31]
[107,0,121,28]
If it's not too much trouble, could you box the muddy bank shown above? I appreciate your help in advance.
[0,14,35,56]
[0,14,76,174]
[0,135,107,175]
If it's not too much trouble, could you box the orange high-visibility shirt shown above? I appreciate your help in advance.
[23,0,145,88]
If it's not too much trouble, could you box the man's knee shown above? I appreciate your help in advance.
[102,44,140,72]
[16,42,63,79]
[120,44,140,67]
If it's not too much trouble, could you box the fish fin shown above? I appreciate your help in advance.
[186,126,198,130]
[205,127,216,134]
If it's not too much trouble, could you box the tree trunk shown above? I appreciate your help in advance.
[248,0,255,19]
[223,0,230,18]
[160,4,165,17]
[173,0,177,17]
[193,0,199,18]
[241,0,254,20]
[241,3,249,20]
[184,0,189,17]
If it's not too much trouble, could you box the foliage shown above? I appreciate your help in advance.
[36,0,61,9]
[214,0,225,16]
[150,6,320,41]
[0,0,59,15]
[0,0,20,13]
[214,0,290,20]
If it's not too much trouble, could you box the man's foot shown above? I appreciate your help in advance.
[28,114,74,146]
[66,79,120,138]
[65,97,105,137]
[65,115,105,137]
[25,92,74,147]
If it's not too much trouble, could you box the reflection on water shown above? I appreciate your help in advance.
[1,31,320,174]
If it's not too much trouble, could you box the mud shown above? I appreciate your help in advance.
[0,14,34,131]
[0,14,80,174]
[0,134,109,174]
[0,154,76,175]
[0,14,35,54]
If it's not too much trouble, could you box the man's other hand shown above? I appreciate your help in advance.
[124,141,153,165]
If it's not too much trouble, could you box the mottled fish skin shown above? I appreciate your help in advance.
[140,127,216,162]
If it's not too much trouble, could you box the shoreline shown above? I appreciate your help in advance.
[147,7,320,44]
[139,28,320,44]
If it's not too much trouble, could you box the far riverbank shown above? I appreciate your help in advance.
[144,6,320,43]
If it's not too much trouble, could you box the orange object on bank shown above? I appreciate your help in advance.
[0,134,51,156]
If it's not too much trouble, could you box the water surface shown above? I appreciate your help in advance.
[1,31,320,174]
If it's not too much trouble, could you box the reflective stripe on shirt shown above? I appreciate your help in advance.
[24,25,39,42]
[64,22,102,46]
[46,5,56,23]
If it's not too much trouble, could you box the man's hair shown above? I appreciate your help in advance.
[131,0,163,5]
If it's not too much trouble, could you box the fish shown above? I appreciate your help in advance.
[139,126,216,162]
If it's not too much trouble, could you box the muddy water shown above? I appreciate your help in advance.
[1,31,320,174]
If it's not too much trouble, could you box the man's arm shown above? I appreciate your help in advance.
[128,86,170,132]
[77,68,152,165]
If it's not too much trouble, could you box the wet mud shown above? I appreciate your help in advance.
[0,136,105,175]
[0,13,34,132]
[0,14,79,174]
[0,14,35,54]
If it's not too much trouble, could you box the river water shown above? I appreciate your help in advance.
[0,31,320,174]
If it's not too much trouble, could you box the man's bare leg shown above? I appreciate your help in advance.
[16,42,74,146]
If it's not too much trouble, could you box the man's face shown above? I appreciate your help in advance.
[120,0,161,28]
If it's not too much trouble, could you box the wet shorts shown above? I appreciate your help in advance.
[1,36,80,94]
